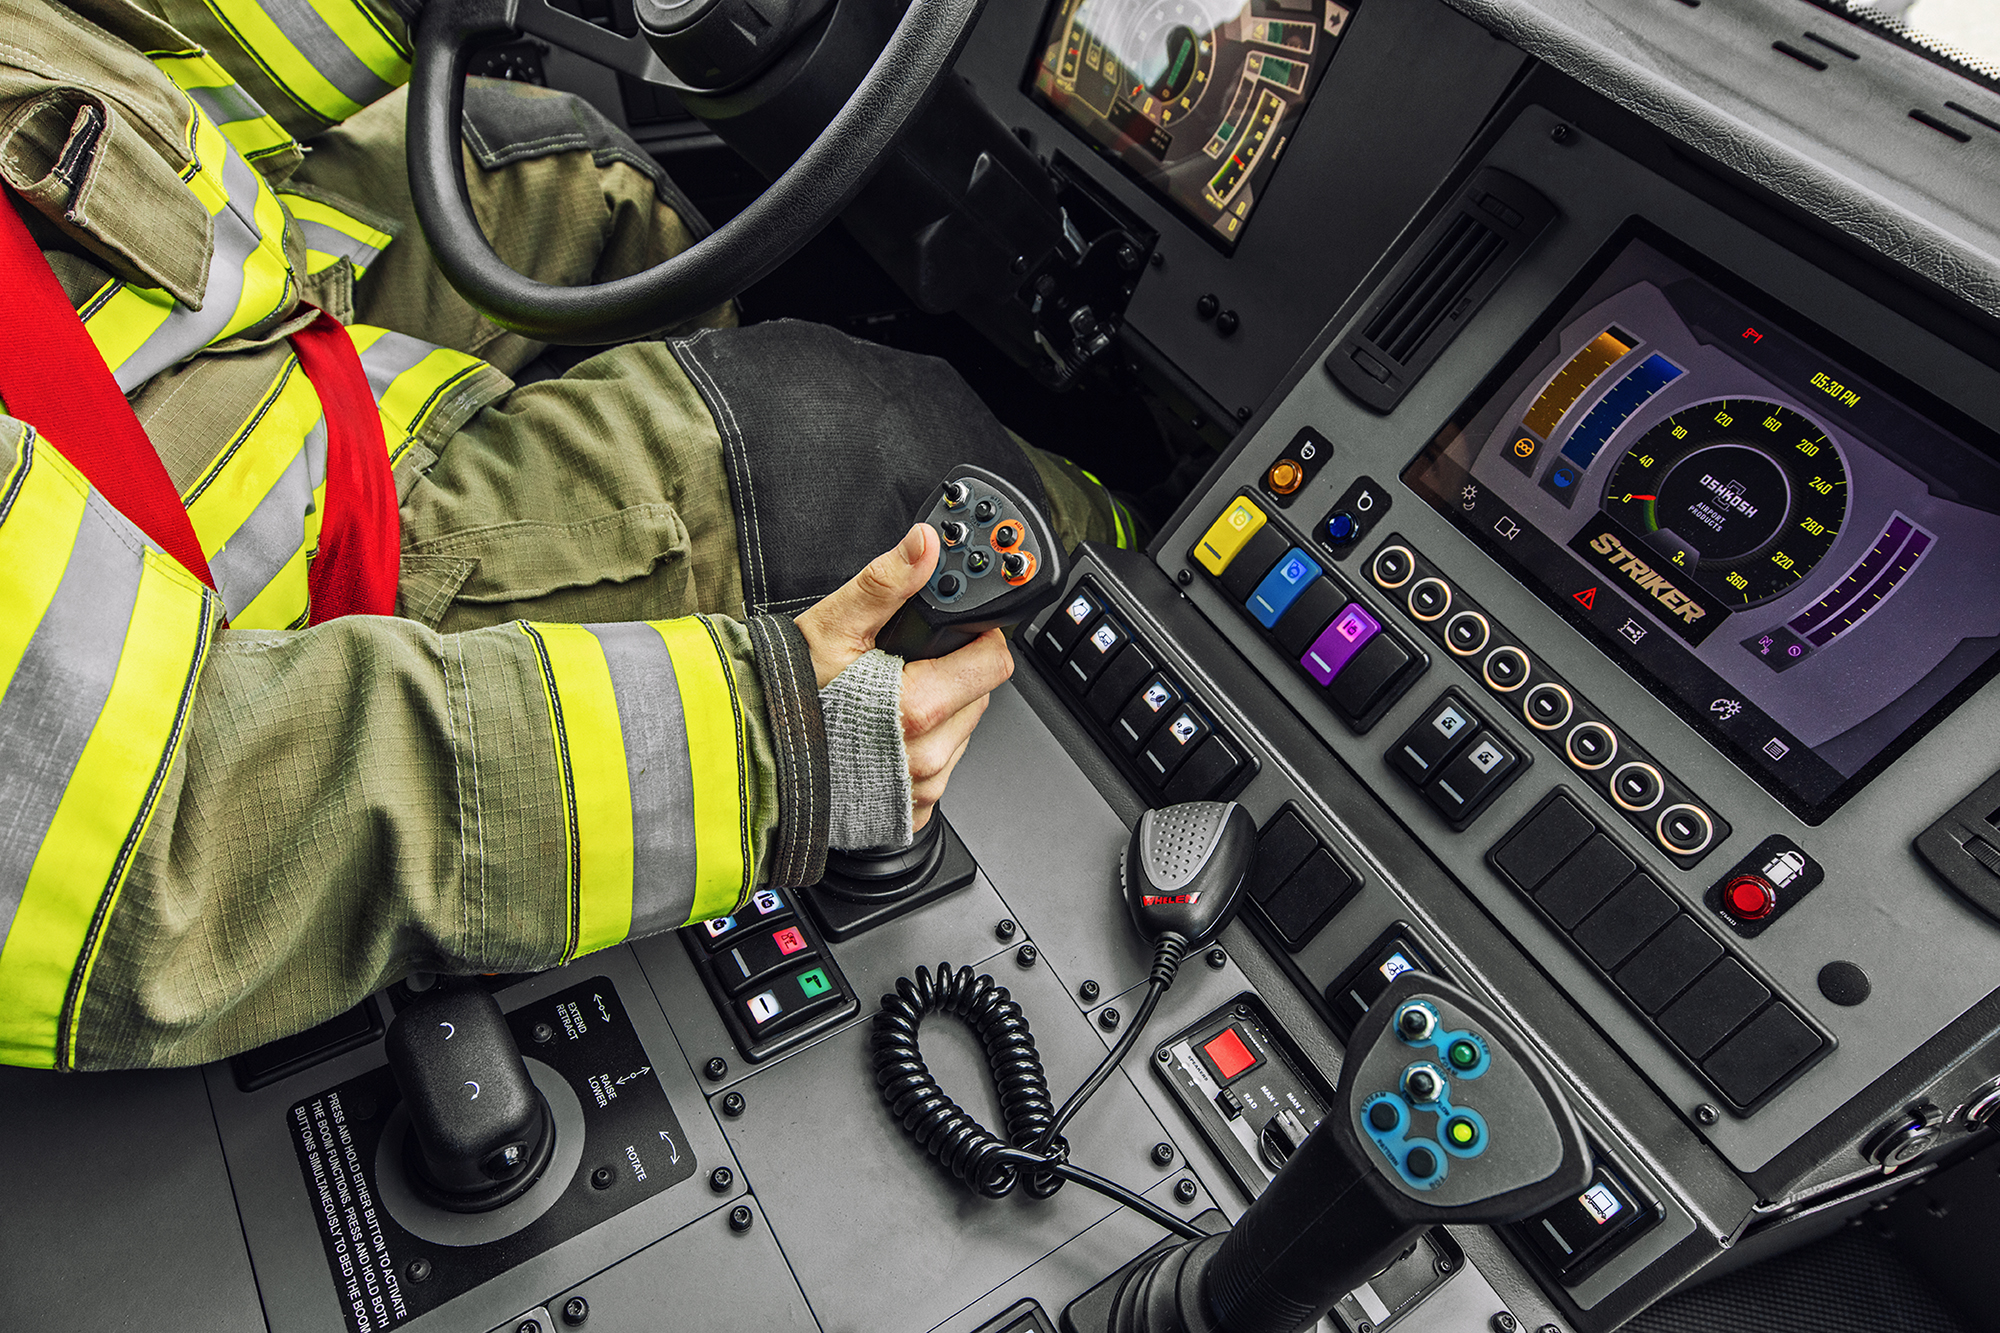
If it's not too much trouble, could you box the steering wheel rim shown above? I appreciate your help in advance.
[407,0,982,345]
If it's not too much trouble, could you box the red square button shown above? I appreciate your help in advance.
[772,926,808,956]
[1201,1027,1260,1082]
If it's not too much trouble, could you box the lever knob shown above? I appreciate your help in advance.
[386,984,555,1213]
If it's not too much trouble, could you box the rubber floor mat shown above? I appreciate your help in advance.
[1626,1227,1972,1333]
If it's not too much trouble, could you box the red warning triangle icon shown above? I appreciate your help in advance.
[1573,586,1597,611]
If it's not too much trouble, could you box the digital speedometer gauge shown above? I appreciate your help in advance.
[1603,400,1849,607]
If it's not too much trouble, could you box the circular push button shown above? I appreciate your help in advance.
[1611,761,1665,812]
[1372,544,1415,589]
[1324,511,1358,545]
[1657,803,1715,856]
[1483,645,1531,693]
[1408,577,1452,622]
[935,574,963,599]
[1445,610,1491,657]
[1444,1117,1480,1150]
[990,521,1024,551]
[1405,1146,1439,1180]
[1722,874,1777,923]
[1402,1064,1444,1104]
[1267,459,1304,495]
[1522,682,1573,731]
[1447,1039,1481,1072]
[1368,1101,1401,1132]
[1566,721,1618,770]
[966,550,991,575]
[973,498,999,524]
[1395,1002,1436,1042]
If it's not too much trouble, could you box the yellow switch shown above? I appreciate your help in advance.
[1194,497,1268,575]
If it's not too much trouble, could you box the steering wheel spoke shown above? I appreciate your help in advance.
[512,0,691,89]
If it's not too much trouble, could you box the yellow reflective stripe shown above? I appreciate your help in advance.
[48,557,213,1066]
[351,326,491,466]
[202,0,402,124]
[283,194,392,278]
[530,626,637,960]
[151,52,297,163]
[0,447,88,692]
[230,532,313,630]
[183,356,317,552]
[653,617,751,923]
[83,284,175,374]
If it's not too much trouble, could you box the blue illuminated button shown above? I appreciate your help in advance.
[1247,548,1324,628]
[1325,512,1357,544]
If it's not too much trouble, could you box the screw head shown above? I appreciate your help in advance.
[1550,124,1571,143]
[1149,251,1165,268]
[1538,1326,1561,1333]
[1490,1315,1519,1333]
[1695,1103,1720,1126]
[517,1320,542,1333]
[1216,310,1240,336]
[1435,1255,1453,1275]
[729,1204,755,1233]
[1080,979,1101,1003]
[721,1091,746,1118]
[1099,1006,1121,1031]
[704,1057,728,1082]
[709,1166,734,1193]
[1157,1048,1172,1063]
[1017,943,1038,967]
[406,1257,433,1283]
[1205,947,1227,970]
[531,1022,554,1045]
[1357,1324,1374,1333]
[1174,1177,1199,1204]
[1176,569,1192,586]
[561,1296,589,1326]
[1151,1142,1175,1167]
[590,1165,615,1190]
[1195,293,1219,321]
[996,919,1018,941]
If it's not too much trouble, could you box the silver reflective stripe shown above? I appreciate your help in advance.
[295,219,384,273]
[586,622,698,936]
[185,81,272,129]
[208,415,327,619]
[110,144,269,392]
[260,0,397,109]
[357,330,434,400]
[0,485,147,946]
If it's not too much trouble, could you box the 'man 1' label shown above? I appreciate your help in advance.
[1568,513,1725,647]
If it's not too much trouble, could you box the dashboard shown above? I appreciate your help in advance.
[8,2,2000,1333]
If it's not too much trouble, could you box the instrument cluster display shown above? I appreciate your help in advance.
[1405,224,2000,821]
[1027,0,1356,249]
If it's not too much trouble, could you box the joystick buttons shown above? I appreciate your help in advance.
[1001,551,1035,584]
[943,480,972,509]
[1402,1064,1444,1104]
[1448,1038,1481,1072]
[936,573,962,598]
[1395,1002,1436,1042]
[940,520,968,546]
[1368,1101,1400,1132]
[967,550,990,574]
[1405,1146,1439,1180]
[973,498,999,523]
[991,521,1024,551]
[1444,1117,1480,1150]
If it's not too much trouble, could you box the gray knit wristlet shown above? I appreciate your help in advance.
[819,649,913,851]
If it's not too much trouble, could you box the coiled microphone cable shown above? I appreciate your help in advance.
[869,800,1256,1243]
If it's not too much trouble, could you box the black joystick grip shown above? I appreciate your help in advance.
[1065,972,1589,1333]
[877,465,1066,662]
[386,985,555,1213]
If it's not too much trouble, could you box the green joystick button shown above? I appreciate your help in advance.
[1448,1039,1480,1071]
[1445,1117,1480,1149]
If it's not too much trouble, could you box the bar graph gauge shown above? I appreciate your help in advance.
[1603,399,1849,608]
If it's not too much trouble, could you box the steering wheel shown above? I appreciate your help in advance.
[407,0,983,345]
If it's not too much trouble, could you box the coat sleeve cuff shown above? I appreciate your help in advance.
[746,613,830,887]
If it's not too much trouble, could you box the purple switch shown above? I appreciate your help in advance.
[1301,605,1381,685]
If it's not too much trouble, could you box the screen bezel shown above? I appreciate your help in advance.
[1402,216,2000,825]
[1020,0,1358,255]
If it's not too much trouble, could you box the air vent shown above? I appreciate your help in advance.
[1363,213,1506,365]
[1328,168,1555,413]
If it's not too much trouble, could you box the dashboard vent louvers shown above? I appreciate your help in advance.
[1328,168,1557,413]
[1363,213,1506,366]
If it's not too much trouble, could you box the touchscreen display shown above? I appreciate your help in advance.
[1027,0,1356,249]
[1404,224,2000,822]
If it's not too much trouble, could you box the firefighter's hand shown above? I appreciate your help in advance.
[795,524,1012,831]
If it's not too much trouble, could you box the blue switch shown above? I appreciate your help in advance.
[1248,547,1323,628]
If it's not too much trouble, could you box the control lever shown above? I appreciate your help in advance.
[385,985,556,1213]
[876,464,1066,663]
[829,465,1065,889]
[1062,972,1590,1333]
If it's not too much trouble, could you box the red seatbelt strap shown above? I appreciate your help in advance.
[0,190,216,589]
[293,315,399,623]
[0,190,400,622]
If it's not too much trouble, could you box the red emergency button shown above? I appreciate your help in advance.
[1723,875,1777,923]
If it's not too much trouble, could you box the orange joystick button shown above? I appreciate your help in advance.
[991,521,1025,552]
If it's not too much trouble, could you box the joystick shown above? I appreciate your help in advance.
[1061,972,1590,1333]
[876,465,1066,663]
[385,984,556,1213]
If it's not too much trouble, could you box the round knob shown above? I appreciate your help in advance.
[1394,1002,1436,1042]
[939,520,967,546]
[1722,875,1777,923]
[1402,1064,1444,1104]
